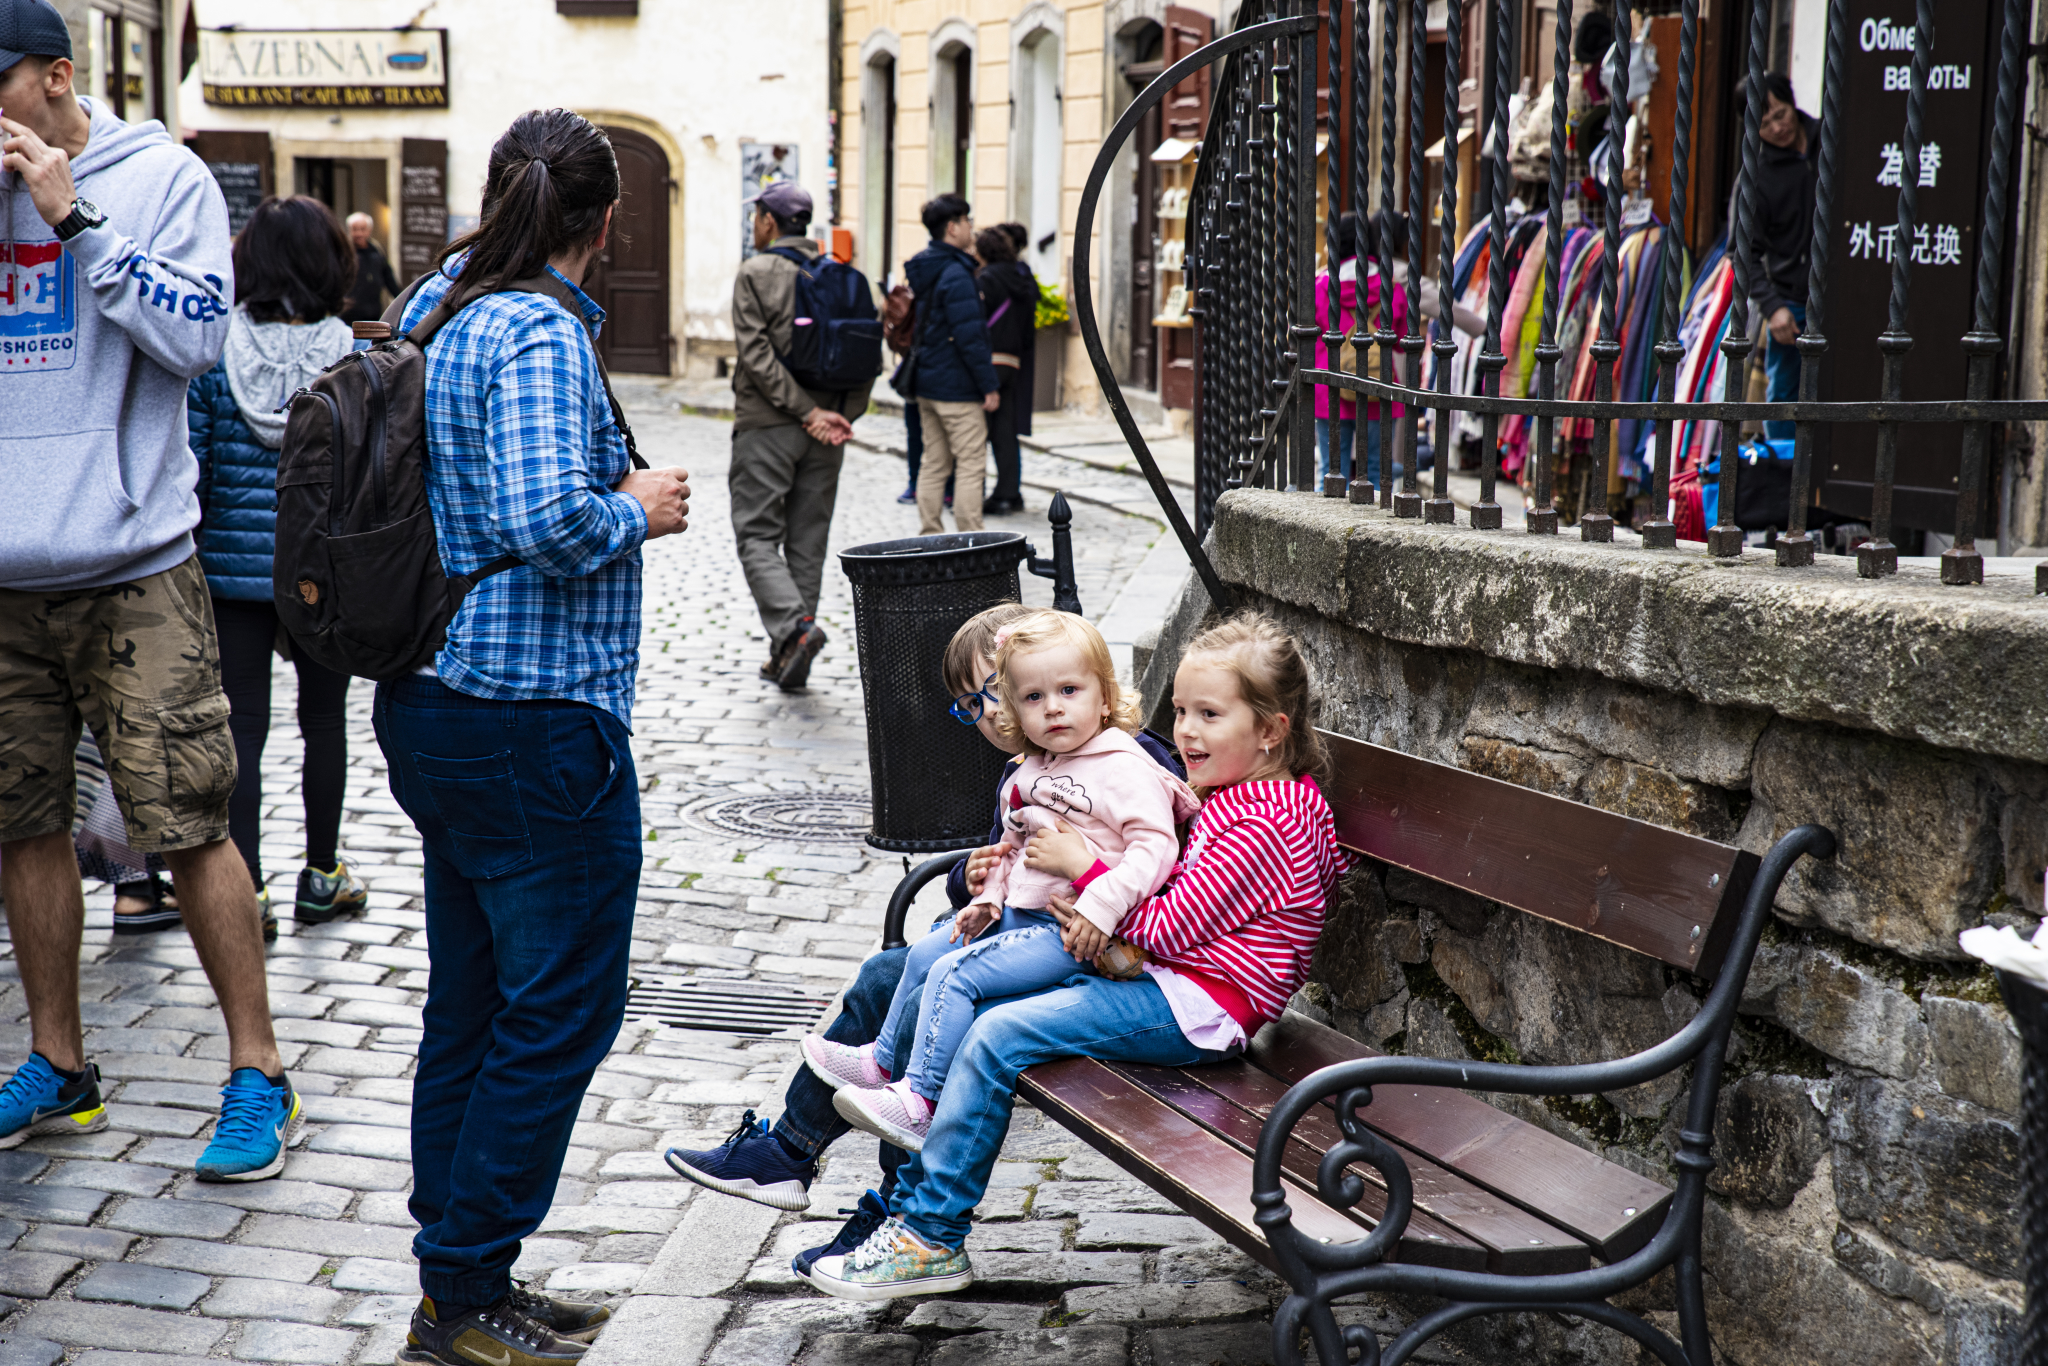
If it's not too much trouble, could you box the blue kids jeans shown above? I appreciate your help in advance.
[373,675,640,1307]
[892,973,1226,1248]
[901,909,1110,1101]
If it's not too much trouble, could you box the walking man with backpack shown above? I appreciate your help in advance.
[730,181,878,691]
[903,194,1001,535]
[0,0,298,1180]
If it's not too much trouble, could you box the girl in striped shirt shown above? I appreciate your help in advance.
[808,612,1350,1301]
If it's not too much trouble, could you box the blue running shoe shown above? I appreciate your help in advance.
[196,1068,301,1182]
[793,1190,890,1283]
[0,1055,107,1150]
[664,1108,814,1211]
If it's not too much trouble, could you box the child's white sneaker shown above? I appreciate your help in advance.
[802,1036,886,1092]
[833,1080,933,1152]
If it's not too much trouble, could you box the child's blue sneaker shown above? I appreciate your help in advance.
[195,1069,301,1182]
[793,1190,890,1283]
[664,1108,815,1212]
[0,1054,107,1150]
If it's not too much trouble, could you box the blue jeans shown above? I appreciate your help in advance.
[1764,302,1806,441]
[372,676,640,1305]
[871,912,1009,1078]
[1316,416,1386,486]
[902,910,1097,1101]
[892,974,1225,1248]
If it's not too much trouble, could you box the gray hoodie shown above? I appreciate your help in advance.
[1,97,233,590]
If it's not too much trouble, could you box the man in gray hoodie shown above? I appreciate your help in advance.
[0,0,294,1180]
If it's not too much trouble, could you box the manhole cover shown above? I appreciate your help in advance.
[627,976,831,1037]
[686,792,870,843]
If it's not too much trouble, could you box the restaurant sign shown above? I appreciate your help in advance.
[198,29,449,108]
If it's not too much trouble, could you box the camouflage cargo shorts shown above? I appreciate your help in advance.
[0,555,237,854]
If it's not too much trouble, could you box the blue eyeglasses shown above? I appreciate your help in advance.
[948,672,999,725]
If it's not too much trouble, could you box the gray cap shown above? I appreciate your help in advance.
[744,180,813,221]
[0,0,72,77]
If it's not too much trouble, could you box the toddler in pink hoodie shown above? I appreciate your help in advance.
[804,609,1197,1151]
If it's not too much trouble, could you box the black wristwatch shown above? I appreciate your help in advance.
[53,197,106,243]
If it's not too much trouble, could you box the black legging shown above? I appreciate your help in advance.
[212,598,350,883]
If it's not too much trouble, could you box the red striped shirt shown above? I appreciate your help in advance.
[1117,775,1349,1032]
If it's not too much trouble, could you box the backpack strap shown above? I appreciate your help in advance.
[385,268,649,473]
[505,272,650,471]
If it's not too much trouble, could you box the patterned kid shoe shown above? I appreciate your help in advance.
[400,1297,587,1366]
[832,1080,933,1153]
[800,1035,886,1092]
[664,1108,815,1211]
[792,1190,891,1283]
[195,1069,302,1182]
[296,860,369,925]
[808,1217,973,1301]
[0,1055,108,1150]
[505,1286,610,1344]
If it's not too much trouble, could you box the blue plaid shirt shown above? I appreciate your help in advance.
[401,262,647,723]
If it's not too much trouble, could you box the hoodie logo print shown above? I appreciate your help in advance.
[0,242,78,371]
[1029,774,1094,817]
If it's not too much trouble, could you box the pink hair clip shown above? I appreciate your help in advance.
[992,625,1018,652]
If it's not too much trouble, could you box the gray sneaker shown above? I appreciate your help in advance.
[295,861,368,925]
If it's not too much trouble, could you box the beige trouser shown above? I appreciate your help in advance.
[915,398,987,534]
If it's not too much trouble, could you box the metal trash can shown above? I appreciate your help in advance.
[840,531,1030,852]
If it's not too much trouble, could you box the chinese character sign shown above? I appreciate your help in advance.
[1815,0,2008,532]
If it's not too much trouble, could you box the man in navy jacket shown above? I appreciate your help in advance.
[902,195,1000,534]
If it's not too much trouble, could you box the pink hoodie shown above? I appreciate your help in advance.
[973,726,1201,937]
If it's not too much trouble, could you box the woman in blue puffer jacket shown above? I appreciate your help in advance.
[186,195,368,939]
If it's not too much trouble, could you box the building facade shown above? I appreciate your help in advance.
[840,0,1217,417]
[175,0,832,376]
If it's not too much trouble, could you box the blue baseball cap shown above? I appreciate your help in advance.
[0,0,73,77]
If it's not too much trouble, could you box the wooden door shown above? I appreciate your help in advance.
[1162,5,1214,141]
[589,127,673,375]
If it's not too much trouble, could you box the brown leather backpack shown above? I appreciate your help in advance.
[882,281,917,356]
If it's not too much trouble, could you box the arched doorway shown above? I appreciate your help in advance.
[587,126,673,374]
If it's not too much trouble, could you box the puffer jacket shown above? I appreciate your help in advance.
[187,362,279,600]
[903,241,1001,403]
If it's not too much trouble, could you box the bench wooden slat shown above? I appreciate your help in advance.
[1250,1014,1672,1262]
[1141,1058,1593,1275]
[1318,729,1758,974]
[1105,1062,1489,1271]
[1016,1056,1365,1275]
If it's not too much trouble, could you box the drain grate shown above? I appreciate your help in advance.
[684,792,871,844]
[626,975,832,1037]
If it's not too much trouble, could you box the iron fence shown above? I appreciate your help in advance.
[1073,0,2044,607]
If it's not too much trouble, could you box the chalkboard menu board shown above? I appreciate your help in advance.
[398,139,448,284]
[209,162,265,235]
[1817,3,2016,533]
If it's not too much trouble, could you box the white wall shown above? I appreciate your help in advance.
[178,0,831,363]
[1788,0,1826,115]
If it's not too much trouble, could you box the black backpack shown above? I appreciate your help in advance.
[767,247,884,391]
[271,272,646,681]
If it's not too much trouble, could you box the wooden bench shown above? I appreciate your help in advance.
[999,731,1834,1366]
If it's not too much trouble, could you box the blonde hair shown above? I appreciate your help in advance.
[994,609,1141,755]
[1181,612,1328,782]
[943,601,1035,696]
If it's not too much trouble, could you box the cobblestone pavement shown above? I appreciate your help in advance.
[0,390,1312,1366]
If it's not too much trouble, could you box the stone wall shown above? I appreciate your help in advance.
[1136,491,2048,1366]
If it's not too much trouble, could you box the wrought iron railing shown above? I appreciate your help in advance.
[1073,0,2043,607]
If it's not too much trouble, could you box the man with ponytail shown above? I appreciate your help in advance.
[373,109,690,1366]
